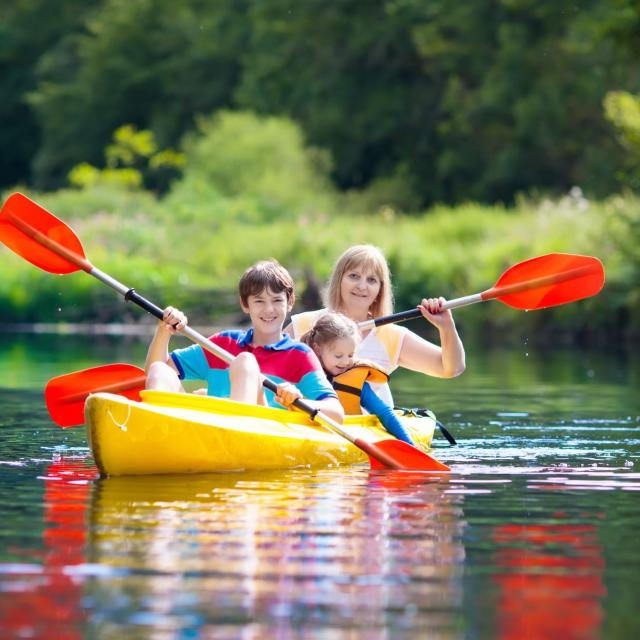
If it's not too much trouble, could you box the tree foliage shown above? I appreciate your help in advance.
[0,0,100,187]
[68,124,185,192]
[27,0,249,187]
[4,0,640,204]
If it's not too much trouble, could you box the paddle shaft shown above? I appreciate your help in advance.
[359,263,598,330]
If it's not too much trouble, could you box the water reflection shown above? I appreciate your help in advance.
[86,469,466,637]
[2,337,639,638]
[492,523,605,640]
[0,458,95,638]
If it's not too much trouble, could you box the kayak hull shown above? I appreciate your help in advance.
[85,390,436,476]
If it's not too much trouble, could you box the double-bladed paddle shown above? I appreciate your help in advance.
[1,192,449,472]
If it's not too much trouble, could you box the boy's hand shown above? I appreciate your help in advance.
[274,381,302,408]
[160,306,188,334]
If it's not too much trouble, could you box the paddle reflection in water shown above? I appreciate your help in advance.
[492,523,605,640]
[0,458,95,638]
[86,469,466,636]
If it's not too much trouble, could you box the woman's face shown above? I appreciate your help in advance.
[340,265,381,317]
[317,337,357,376]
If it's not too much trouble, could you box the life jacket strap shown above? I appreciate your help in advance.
[332,381,362,397]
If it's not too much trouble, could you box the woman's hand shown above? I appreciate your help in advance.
[274,381,302,408]
[160,306,188,334]
[418,297,454,330]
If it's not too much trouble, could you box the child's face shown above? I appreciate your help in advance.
[241,287,293,335]
[340,266,381,314]
[317,337,357,376]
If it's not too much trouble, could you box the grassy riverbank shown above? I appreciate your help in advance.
[1,113,637,343]
[1,185,636,344]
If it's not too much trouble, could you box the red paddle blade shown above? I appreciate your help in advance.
[0,192,91,274]
[45,364,146,428]
[487,253,604,310]
[361,438,451,472]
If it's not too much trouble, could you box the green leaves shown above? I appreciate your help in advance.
[3,0,640,204]
[68,124,185,192]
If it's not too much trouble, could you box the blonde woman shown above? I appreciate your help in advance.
[285,245,465,405]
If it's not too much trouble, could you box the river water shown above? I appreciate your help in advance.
[0,333,639,639]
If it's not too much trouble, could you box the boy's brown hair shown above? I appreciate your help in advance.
[238,259,296,306]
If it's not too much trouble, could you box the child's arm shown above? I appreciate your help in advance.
[360,382,416,445]
[274,382,345,424]
[144,306,187,374]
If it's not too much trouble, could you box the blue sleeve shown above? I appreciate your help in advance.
[361,383,415,445]
[170,344,209,381]
[296,370,338,401]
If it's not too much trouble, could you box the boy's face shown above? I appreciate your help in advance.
[240,287,293,335]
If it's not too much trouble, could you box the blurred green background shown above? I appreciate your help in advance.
[2,0,639,342]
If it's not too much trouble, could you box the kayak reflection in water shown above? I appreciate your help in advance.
[0,459,95,638]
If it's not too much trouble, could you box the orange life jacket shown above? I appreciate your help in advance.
[330,361,389,415]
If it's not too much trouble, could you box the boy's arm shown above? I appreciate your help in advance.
[144,306,187,374]
[309,395,345,424]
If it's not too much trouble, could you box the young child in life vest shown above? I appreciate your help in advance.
[301,312,416,445]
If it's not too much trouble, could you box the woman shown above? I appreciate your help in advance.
[285,245,465,405]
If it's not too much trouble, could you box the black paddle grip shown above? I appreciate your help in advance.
[124,289,165,321]
[374,307,422,327]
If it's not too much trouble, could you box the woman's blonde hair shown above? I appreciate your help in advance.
[325,245,393,318]
[300,312,360,350]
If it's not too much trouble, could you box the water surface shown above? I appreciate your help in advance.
[0,335,639,639]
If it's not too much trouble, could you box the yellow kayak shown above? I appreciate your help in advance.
[85,390,436,476]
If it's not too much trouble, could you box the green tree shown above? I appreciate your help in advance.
[604,91,640,190]
[12,0,640,203]
[68,124,185,192]
[29,0,249,189]
[238,0,632,204]
[166,110,336,223]
[0,0,100,189]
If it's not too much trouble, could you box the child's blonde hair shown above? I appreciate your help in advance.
[300,312,360,351]
[325,245,393,318]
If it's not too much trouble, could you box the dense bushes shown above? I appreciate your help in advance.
[1,112,637,342]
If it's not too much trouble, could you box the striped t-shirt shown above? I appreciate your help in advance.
[170,328,336,407]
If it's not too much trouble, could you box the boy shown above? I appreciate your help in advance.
[145,260,344,422]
